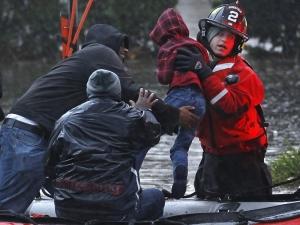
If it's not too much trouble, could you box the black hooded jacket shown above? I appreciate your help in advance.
[10,24,178,135]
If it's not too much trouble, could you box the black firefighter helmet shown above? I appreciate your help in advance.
[197,2,249,55]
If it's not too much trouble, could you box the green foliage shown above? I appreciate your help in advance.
[0,1,62,61]
[0,0,177,62]
[271,146,300,186]
[211,0,300,58]
[83,0,178,46]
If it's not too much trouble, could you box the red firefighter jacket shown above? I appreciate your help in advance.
[198,55,268,155]
[149,8,209,89]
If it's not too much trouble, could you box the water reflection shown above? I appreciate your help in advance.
[140,132,286,194]
[140,135,202,194]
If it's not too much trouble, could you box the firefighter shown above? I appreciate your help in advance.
[175,2,272,198]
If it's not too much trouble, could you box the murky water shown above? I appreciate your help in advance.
[139,135,202,193]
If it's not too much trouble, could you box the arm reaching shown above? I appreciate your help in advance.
[130,88,158,110]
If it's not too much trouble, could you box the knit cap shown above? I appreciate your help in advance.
[86,69,121,100]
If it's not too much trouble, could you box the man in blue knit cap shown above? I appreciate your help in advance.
[46,69,165,222]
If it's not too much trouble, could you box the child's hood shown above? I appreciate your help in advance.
[149,8,189,46]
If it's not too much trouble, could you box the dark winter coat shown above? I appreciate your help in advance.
[45,97,161,219]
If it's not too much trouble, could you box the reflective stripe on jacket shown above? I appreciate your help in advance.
[198,55,268,154]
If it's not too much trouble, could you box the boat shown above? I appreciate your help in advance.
[0,192,295,224]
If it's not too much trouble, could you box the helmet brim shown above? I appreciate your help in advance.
[201,19,249,42]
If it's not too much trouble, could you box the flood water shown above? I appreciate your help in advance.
[1,0,299,195]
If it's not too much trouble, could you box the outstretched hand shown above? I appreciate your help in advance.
[130,88,158,110]
[178,106,201,129]
[174,47,212,80]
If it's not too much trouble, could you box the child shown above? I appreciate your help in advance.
[175,2,271,198]
[149,8,209,199]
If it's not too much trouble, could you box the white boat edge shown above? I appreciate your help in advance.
[26,196,300,218]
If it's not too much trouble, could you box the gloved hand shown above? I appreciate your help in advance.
[171,165,188,199]
[174,47,212,80]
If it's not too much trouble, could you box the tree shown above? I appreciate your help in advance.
[0,0,178,62]
[211,0,300,59]
[82,0,178,47]
[0,1,62,61]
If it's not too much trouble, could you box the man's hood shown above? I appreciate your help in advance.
[82,24,129,54]
[149,8,189,46]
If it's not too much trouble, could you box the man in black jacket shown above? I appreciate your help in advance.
[0,24,199,213]
[46,69,164,221]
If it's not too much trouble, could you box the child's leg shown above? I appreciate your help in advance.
[164,86,206,198]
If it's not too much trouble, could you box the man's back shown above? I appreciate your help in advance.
[10,44,131,134]
[50,98,159,176]
[46,96,161,220]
